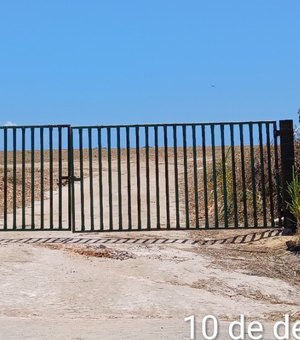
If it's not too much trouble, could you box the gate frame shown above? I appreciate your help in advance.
[0,119,296,232]
[68,120,289,232]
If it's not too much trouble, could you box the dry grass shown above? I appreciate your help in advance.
[0,146,216,218]
[190,229,300,292]
[0,162,69,215]
[0,143,283,230]
[187,145,279,227]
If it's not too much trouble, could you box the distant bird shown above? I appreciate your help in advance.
[211,85,215,88]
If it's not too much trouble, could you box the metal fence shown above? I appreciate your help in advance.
[0,125,72,230]
[0,120,292,232]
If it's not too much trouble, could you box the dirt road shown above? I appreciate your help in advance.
[0,229,299,339]
[1,154,300,339]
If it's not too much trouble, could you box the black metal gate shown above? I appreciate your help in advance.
[0,125,72,231]
[70,121,283,232]
[0,120,294,232]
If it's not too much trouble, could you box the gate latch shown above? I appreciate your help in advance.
[59,176,82,185]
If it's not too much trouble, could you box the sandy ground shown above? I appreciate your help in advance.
[1,157,190,230]
[1,154,300,339]
[0,229,299,339]
[72,159,188,230]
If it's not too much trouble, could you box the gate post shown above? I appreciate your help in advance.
[279,120,297,234]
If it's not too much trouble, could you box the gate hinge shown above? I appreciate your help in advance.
[274,129,280,138]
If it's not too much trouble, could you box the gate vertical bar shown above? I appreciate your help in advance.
[13,128,17,229]
[201,125,209,229]
[107,127,113,230]
[40,127,44,229]
[135,126,142,229]
[274,122,282,228]
[163,126,170,229]
[88,127,95,231]
[79,128,85,230]
[126,127,132,230]
[249,123,258,227]
[58,127,62,229]
[239,124,248,228]
[279,120,296,232]
[22,127,26,229]
[230,124,238,228]
[117,127,123,230]
[3,129,8,230]
[211,125,219,228]
[68,126,74,231]
[154,126,160,229]
[97,128,104,231]
[182,125,190,229]
[49,127,54,229]
[31,127,35,229]
[266,123,275,227]
[173,126,180,229]
[192,125,199,228]
[145,126,151,230]
[258,123,267,227]
[220,124,229,228]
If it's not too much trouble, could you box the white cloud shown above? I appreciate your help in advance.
[4,121,17,126]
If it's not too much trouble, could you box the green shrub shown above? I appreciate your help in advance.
[287,168,300,233]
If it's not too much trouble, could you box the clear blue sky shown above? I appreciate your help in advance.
[0,0,299,126]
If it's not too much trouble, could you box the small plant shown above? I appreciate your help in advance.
[286,168,300,234]
[206,146,267,226]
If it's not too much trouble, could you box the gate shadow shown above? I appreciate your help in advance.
[0,229,282,246]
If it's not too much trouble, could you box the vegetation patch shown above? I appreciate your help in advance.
[37,243,134,260]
